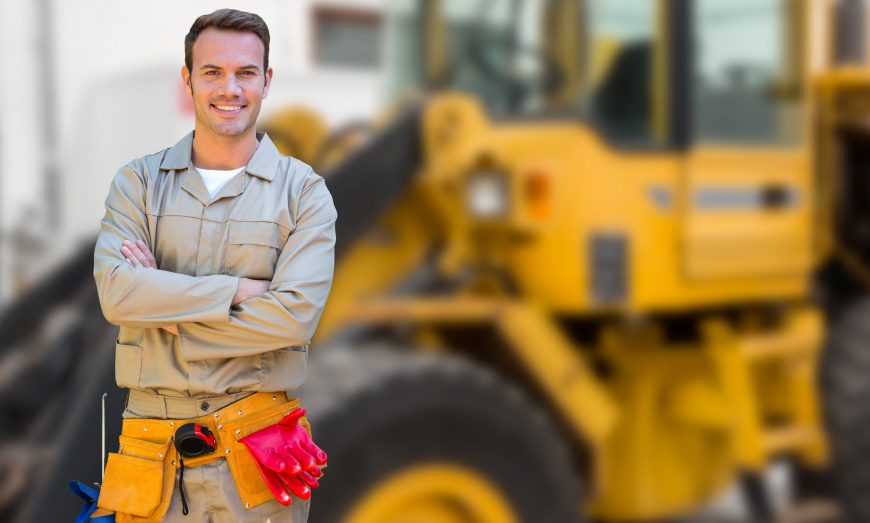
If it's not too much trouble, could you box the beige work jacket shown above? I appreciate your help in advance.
[93,131,337,398]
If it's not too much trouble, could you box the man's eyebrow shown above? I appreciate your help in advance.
[238,64,261,71]
[199,64,223,70]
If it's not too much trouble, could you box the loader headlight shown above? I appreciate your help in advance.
[466,171,509,218]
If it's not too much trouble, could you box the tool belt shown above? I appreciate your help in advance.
[97,392,309,522]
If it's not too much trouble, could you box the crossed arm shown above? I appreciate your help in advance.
[120,239,271,335]
[94,164,337,361]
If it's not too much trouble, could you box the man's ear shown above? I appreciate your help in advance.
[262,67,273,98]
[181,65,192,96]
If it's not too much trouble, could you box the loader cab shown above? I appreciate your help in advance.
[387,0,807,149]
[386,0,814,309]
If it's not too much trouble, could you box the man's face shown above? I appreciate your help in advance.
[181,28,273,139]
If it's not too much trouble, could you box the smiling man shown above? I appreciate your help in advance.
[91,9,335,523]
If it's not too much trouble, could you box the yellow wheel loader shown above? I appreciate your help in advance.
[260,0,870,521]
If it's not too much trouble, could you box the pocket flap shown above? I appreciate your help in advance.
[227,221,284,248]
[225,400,301,441]
[118,435,170,461]
[114,343,142,388]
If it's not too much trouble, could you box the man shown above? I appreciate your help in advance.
[92,9,335,523]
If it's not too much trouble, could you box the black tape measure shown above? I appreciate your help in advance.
[174,423,217,458]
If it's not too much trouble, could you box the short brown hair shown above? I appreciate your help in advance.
[185,9,270,72]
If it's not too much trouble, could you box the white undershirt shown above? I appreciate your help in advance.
[195,166,247,198]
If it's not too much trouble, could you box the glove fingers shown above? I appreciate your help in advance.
[251,455,293,506]
[280,451,303,475]
[276,470,311,501]
[299,470,320,489]
[285,442,317,473]
[300,437,328,465]
[251,445,287,473]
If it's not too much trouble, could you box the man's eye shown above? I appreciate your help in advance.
[205,70,219,76]
[240,71,256,76]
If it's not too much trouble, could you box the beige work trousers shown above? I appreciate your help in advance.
[122,390,310,523]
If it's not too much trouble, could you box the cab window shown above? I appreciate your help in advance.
[692,0,803,146]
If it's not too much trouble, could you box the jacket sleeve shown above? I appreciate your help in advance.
[94,163,239,327]
[176,174,337,361]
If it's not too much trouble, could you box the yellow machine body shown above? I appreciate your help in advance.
[276,0,870,520]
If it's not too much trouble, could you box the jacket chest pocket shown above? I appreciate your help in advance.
[224,221,288,280]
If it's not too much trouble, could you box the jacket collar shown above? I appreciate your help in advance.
[159,131,281,182]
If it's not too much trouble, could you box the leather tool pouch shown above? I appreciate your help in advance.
[221,399,311,509]
[98,430,176,523]
[96,393,308,516]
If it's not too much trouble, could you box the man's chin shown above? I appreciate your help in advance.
[210,123,251,138]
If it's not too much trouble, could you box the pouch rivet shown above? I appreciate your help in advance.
[172,460,176,466]
[237,410,243,416]
[158,453,163,458]
[213,412,220,418]
[225,449,231,454]
[235,429,241,435]
[245,503,250,508]
[218,424,223,430]
[168,421,174,427]
[143,426,148,431]
[272,395,277,400]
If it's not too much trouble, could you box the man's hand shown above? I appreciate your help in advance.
[120,239,269,326]
[121,240,157,268]
[232,278,270,306]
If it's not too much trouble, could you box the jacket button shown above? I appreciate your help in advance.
[201,401,210,411]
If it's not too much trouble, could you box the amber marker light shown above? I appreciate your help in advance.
[524,169,552,221]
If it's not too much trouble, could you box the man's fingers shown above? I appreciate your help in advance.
[121,246,140,266]
[136,240,157,265]
[122,241,150,267]
[122,240,156,268]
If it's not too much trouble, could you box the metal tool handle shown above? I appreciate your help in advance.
[101,392,107,483]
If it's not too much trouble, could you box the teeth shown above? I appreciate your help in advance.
[215,105,241,111]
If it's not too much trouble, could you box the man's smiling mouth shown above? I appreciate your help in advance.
[212,104,245,113]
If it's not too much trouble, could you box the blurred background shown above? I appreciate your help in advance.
[6,0,870,521]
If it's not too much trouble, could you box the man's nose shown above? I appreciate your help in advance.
[218,75,242,97]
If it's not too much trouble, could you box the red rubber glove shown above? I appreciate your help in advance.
[239,408,327,505]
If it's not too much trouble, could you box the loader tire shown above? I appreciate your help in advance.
[296,345,583,523]
[820,297,870,522]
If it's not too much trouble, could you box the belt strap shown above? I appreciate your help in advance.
[121,391,298,468]
[126,389,257,419]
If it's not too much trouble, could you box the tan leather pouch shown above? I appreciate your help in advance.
[220,398,309,509]
[98,393,308,515]
[98,426,176,523]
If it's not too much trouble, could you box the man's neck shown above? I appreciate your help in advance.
[191,128,258,170]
